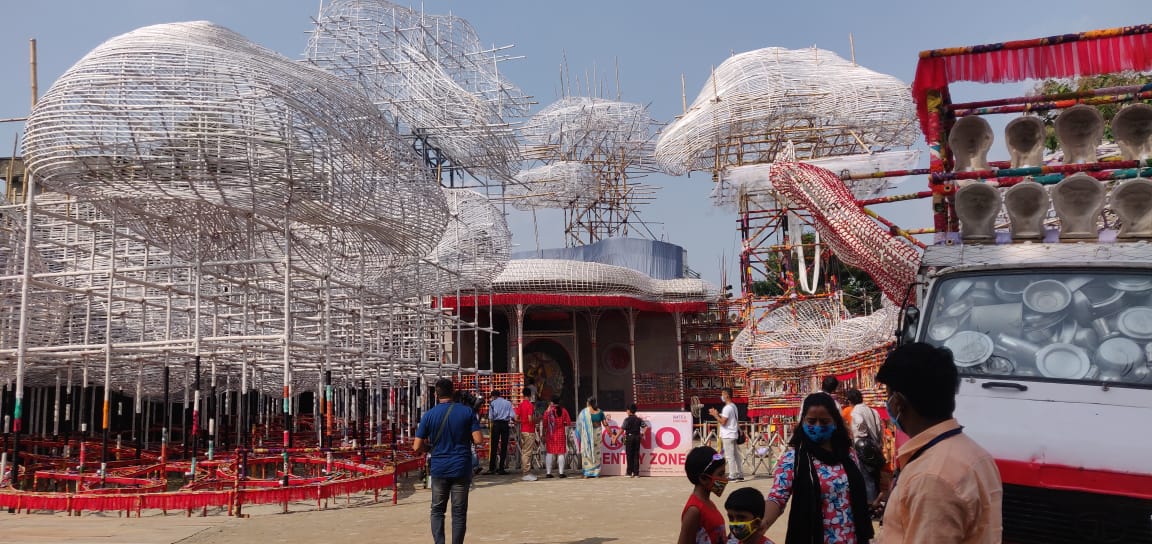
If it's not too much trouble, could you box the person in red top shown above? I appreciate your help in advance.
[542,396,572,478]
[678,445,729,544]
[514,387,538,481]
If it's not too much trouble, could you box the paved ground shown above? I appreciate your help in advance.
[0,472,792,544]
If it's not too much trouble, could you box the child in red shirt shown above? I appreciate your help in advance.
[678,445,728,544]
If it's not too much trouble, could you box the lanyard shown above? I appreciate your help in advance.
[890,427,963,493]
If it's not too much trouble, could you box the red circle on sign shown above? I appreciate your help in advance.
[655,427,680,450]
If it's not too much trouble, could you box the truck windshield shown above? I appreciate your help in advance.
[922,271,1152,387]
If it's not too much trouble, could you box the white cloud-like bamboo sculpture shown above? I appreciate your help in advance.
[23,21,449,283]
[387,188,512,298]
[514,97,660,211]
[9,21,478,397]
[655,47,919,175]
[307,0,528,180]
[506,162,599,210]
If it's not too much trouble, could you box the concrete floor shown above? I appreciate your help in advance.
[0,472,792,544]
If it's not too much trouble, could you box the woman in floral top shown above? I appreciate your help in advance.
[762,393,874,544]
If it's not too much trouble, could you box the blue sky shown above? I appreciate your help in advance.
[0,1,1146,287]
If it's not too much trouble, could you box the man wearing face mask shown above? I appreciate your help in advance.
[708,387,745,481]
[874,342,1002,544]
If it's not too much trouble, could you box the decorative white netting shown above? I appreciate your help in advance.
[307,0,528,180]
[655,47,919,175]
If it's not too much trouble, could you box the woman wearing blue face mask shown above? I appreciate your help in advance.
[760,393,874,544]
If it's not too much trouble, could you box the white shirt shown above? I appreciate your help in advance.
[719,402,739,439]
[850,403,882,442]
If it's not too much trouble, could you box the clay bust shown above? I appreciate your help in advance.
[949,116,994,172]
[1003,181,1050,240]
[955,182,1002,242]
[1051,173,1105,239]
[1111,104,1152,161]
[1005,116,1046,168]
[1055,105,1104,164]
[1111,178,1152,239]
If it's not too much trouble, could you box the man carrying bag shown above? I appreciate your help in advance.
[414,378,483,544]
[847,388,885,502]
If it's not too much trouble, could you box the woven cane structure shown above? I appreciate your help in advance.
[515,96,663,244]
[0,203,67,351]
[731,298,845,369]
[712,149,922,210]
[655,48,918,372]
[506,162,598,210]
[655,47,919,176]
[770,161,921,304]
[492,259,717,302]
[0,14,531,514]
[730,298,896,370]
[3,20,506,405]
[387,188,512,298]
[520,97,657,162]
[23,21,449,283]
[307,0,529,180]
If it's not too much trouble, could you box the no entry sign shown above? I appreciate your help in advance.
[599,411,693,477]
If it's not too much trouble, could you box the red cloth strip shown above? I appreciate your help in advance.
[914,30,1152,142]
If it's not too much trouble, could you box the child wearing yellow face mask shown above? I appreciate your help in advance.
[725,487,775,544]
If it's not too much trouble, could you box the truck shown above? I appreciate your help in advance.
[900,24,1152,544]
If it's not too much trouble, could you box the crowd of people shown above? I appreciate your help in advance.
[414,341,1004,544]
[678,342,1003,544]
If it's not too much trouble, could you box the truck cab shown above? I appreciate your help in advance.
[909,243,1152,543]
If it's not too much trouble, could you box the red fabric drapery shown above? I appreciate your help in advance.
[0,457,423,515]
[913,25,1152,141]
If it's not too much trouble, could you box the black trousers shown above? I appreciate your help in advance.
[488,420,510,472]
[625,434,642,476]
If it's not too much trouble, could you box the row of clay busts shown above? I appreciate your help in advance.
[950,103,1152,172]
[955,176,1152,242]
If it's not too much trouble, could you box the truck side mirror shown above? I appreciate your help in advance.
[900,305,920,344]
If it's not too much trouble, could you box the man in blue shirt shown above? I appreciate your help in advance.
[414,378,483,544]
[485,390,514,475]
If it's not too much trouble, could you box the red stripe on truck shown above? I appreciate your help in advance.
[997,458,1152,500]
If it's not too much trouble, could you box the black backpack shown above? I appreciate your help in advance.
[853,436,885,470]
